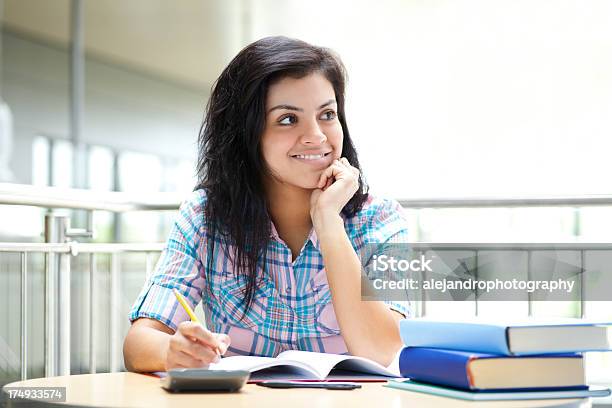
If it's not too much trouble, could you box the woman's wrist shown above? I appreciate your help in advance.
[311,209,343,236]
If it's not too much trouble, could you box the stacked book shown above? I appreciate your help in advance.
[386,318,612,401]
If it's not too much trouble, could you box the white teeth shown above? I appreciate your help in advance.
[294,154,325,160]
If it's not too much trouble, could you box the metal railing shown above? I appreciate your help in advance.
[1,183,181,380]
[0,240,165,379]
[1,183,612,381]
[0,183,183,212]
[398,194,612,208]
[1,237,166,380]
[408,242,612,319]
[7,183,612,212]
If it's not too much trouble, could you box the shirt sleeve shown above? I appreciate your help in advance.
[128,190,207,331]
[352,197,412,318]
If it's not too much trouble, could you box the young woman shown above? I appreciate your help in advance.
[123,36,410,372]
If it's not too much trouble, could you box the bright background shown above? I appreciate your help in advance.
[2,0,612,243]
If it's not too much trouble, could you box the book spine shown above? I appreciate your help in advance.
[399,347,473,390]
[399,320,512,354]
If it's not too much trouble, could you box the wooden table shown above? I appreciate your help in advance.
[1,373,593,408]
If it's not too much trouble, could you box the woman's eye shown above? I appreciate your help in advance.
[321,110,337,121]
[278,115,297,125]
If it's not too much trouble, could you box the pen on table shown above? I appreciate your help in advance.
[257,381,361,390]
[172,288,222,359]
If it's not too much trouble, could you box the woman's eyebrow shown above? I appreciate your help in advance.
[267,99,337,114]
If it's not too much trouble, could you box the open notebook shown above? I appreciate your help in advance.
[206,350,401,381]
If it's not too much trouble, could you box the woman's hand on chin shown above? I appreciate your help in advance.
[310,157,359,224]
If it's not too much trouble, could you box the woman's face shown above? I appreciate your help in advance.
[261,72,343,190]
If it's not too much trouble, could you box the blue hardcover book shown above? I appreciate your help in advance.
[385,379,611,401]
[398,347,585,391]
[399,318,612,355]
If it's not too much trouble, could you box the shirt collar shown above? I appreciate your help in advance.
[269,220,281,241]
[307,227,320,250]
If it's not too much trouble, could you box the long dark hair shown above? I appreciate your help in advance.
[195,36,369,316]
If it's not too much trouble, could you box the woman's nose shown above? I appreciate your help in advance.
[300,120,327,145]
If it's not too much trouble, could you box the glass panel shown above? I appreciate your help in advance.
[89,146,114,191]
[89,146,114,242]
[0,253,22,385]
[118,151,162,242]
[31,136,50,186]
[51,139,74,188]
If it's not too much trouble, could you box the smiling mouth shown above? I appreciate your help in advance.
[291,152,332,160]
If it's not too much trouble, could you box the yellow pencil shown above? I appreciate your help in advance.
[172,288,221,358]
[173,288,200,323]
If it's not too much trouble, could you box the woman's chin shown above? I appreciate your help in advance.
[293,180,321,190]
[301,183,321,190]
[282,175,321,190]
[265,172,319,190]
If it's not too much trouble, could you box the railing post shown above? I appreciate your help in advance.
[579,249,585,318]
[20,252,28,380]
[474,250,479,317]
[44,213,71,376]
[88,253,97,374]
[527,250,532,317]
[58,247,71,376]
[110,253,120,372]
[417,249,426,318]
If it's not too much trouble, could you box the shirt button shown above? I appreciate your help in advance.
[285,286,292,293]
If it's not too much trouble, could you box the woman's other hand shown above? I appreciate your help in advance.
[310,157,360,221]
[165,321,231,370]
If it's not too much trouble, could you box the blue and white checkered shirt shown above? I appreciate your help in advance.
[129,190,411,356]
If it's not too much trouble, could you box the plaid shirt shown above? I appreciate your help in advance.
[129,190,411,357]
